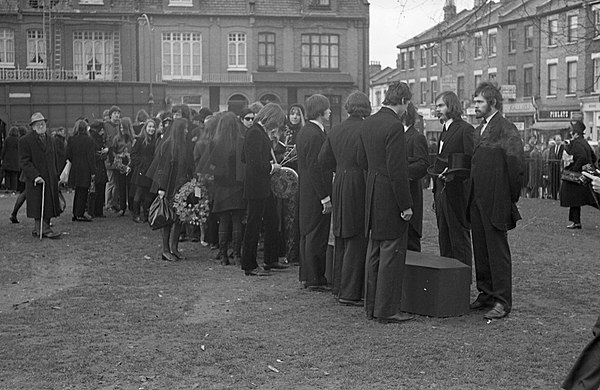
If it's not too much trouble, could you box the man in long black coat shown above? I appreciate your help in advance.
[432,91,474,266]
[469,82,524,320]
[548,134,565,200]
[357,81,414,323]
[297,94,333,290]
[19,112,64,239]
[318,91,370,304]
[403,103,430,252]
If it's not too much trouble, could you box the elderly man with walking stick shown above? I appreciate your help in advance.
[19,112,64,239]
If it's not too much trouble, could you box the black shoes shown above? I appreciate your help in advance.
[338,298,363,307]
[483,303,509,320]
[72,215,92,222]
[32,230,62,239]
[470,298,491,311]
[375,313,415,323]
[306,285,332,292]
[264,262,289,270]
[567,223,582,229]
[245,267,271,276]
[161,252,178,262]
[9,215,19,224]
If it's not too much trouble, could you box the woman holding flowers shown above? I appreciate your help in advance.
[147,118,193,261]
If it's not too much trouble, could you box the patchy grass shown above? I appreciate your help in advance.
[0,190,599,389]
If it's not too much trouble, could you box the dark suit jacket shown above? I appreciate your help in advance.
[435,118,474,227]
[404,125,429,237]
[559,137,599,208]
[357,107,412,240]
[19,131,64,219]
[66,133,96,188]
[296,121,332,235]
[469,113,524,231]
[549,144,564,162]
[318,115,366,238]
[241,123,273,200]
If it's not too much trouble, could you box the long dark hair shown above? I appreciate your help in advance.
[160,118,188,164]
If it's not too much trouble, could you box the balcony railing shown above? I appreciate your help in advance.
[201,72,253,83]
[0,66,122,82]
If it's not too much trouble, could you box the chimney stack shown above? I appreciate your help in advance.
[444,0,456,21]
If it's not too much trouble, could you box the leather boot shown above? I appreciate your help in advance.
[231,229,242,265]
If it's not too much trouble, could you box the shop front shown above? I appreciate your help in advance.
[529,106,582,144]
[504,101,536,141]
[580,96,600,142]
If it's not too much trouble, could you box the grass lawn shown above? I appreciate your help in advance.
[0,190,599,389]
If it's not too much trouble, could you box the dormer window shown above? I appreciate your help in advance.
[309,0,331,9]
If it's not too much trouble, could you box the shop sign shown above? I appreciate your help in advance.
[501,85,517,99]
[538,110,581,120]
[418,107,435,120]
[441,75,456,92]
[513,122,525,130]
[504,102,535,114]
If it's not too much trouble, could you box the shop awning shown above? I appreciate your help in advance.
[529,121,571,131]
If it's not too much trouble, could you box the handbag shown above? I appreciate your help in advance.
[59,160,71,183]
[148,195,175,230]
[561,170,590,186]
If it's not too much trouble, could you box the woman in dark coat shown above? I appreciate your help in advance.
[130,118,157,223]
[318,92,370,304]
[87,120,109,218]
[110,117,133,215]
[559,121,599,229]
[1,126,20,191]
[205,112,245,264]
[66,120,96,221]
[147,118,193,261]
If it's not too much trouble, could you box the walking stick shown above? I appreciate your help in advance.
[40,180,45,241]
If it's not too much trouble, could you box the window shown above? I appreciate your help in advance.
[595,6,600,37]
[78,0,103,4]
[420,81,427,104]
[474,74,482,88]
[430,45,437,66]
[375,90,382,107]
[508,68,517,85]
[430,79,438,104]
[548,19,558,45]
[27,30,46,68]
[508,29,516,53]
[489,72,496,81]
[567,61,577,94]
[445,42,452,64]
[547,63,557,95]
[457,75,464,100]
[399,50,407,70]
[162,32,202,80]
[594,57,600,93]
[524,67,533,97]
[73,31,115,80]
[408,48,415,69]
[525,25,533,49]
[0,28,15,66]
[457,40,465,62]
[420,47,426,68]
[309,0,331,8]
[567,15,577,43]
[301,34,338,70]
[258,32,275,69]
[474,34,483,58]
[488,32,497,57]
[228,33,247,70]
[168,0,192,6]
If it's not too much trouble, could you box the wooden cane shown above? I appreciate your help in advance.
[40,180,45,240]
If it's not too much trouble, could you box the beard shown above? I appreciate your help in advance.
[475,105,490,119]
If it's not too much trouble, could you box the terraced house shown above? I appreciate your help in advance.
[0,0,369,129]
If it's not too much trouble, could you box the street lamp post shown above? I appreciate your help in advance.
[138,14,154,115]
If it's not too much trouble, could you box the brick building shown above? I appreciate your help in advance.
[392,0,600,144]
[0,0,369,129]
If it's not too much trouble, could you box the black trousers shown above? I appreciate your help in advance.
[88,181,106,217]
[299,213,331,287]
[569,207,581,224]
[435,182,472,266]
[241,196,279,271]
[471,201,512,310]
[333,235,367,301]
[73,186,89,217]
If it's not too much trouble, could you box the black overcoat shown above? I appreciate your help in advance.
[559,137,599,208]
[1,136,19,172]
[468,113,524,231]
[241,123,272,200]
[130,136,156,188]
[436,118,474,228]
[318,115,366,238]
[405,125,430,237]
[19,132,64,219]
[357,107,412,241]
[66,133,96,188]
[296,121,333,235]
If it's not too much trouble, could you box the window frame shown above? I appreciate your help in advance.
[161,32,202,80]
[548,18,558,46]
[0,28,15,67]
[508,28,517,53]
[445,41,452,64]
[566,60,577,95]
[257,32,276,70]
[301,33,339,71]
[474,33,483,59]
[457,39,465,62]
[27,29,46,68]
[488,32,497,57]
[547,63,557,96]
[525,25,534,50]
[228,32,247,71]
[524,66,533,97]
[73,31,115,80]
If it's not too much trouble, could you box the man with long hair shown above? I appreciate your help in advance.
[432,91,474,266]
[357,81,414,323]
[469,81,524,320]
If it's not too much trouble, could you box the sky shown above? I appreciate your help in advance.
[369,0,473,69]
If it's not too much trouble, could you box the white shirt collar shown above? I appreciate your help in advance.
[444,118,454,130]
[310,119,325,132]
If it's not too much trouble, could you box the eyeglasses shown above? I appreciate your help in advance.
[243,116,254,121]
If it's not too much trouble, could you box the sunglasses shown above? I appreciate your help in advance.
[243,116,255,121]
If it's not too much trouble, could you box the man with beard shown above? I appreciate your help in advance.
[357,81,414,323]
[431,91,473,266]
[19,112,64,239]
[469,81,524,320]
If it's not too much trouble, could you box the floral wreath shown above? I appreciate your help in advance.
[114,152,131,175]
[173,175,211,225]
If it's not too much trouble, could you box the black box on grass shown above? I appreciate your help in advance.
[401,251,470,317]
